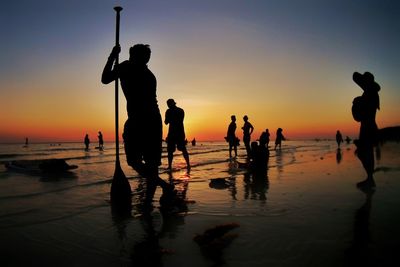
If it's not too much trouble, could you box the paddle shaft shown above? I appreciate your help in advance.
[114,6,122,163]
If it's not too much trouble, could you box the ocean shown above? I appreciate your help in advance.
[1,140,399,266]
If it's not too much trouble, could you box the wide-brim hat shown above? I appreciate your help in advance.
[353,72,380,92]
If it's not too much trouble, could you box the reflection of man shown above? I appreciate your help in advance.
[165,99,190,170]
[101,44,173,206]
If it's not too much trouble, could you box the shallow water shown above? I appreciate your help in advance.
[1,141,399,266]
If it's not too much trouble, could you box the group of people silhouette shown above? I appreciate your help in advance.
[225,115,286,162]
[101,42,381,207]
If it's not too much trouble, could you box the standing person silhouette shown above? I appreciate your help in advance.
[84,134,90,150]
[98,131,104,150]
[352,71,380,188]
[274,128,285,150]
[226,115,238,158]
[336,130,344,148]
[164,99,190,170]
[259,129,270,148]
[242,115,254,158]
[102,44,174,207]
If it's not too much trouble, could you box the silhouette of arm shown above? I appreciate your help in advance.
[101,46,120,84]
[164,110,170,125]
[250,123,254,135]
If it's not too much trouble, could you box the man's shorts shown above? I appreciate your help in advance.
[167,136,186,153]
[123,114,162,168]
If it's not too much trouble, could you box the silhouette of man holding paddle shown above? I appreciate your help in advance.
[102,44,174,207]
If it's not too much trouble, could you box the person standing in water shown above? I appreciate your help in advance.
[274,128,285,150]
[84,134,90,150]
[336,130,344,148]
[98,131,104,150]
[102,44,174,207]
[164,99,190,170]
[352,71,380,188]
[226,115,238,158]
[242,115,254,158]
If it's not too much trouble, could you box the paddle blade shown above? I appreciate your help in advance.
[110,162,132,202]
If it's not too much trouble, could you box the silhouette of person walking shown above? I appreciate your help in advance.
[98,131,104,150]
[84,134,90,150]
[242,115,254,158]
[336,130,344,148]
[274,128,285,150]
[164,99,190,170]
[226,115,238,158]
[102,44,174,207]
[352,71,380,188]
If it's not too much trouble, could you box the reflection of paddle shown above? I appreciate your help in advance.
[110,6,132,202]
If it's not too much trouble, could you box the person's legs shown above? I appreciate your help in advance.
[355,141,376,188]
[167,142,175,170]
[181,146,190,168]
[244,140,251,158]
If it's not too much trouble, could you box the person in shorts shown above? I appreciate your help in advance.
[165,99,190,170]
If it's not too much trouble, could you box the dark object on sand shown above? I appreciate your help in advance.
[194,223,240,246]
[194,223,240,263]
[209,178,231,189]
[5,159,78,173]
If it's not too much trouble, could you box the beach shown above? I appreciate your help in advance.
[1,140,399,267]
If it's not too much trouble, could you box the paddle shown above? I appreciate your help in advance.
[110,6,132,202]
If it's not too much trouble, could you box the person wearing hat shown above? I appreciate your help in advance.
[165,99,190,170]
[352,71,381,188]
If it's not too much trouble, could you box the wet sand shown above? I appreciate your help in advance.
[0,141,399,266]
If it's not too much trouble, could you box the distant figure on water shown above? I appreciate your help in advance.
[164,99,190,170]
[352,71,380,189]
[336,130,344,148]
[98,131,104,150]
[102,44,174,207]
[191,138,196,146]
[226,115,238,158]
[345,136,352,144]
[242,115,254,158]
[23,137,29,147]
[274,128,286,150]
[84,134,90,150]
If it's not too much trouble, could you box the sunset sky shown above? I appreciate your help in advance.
[1,0,399,142]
